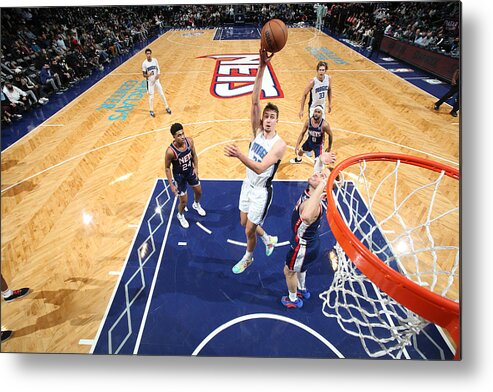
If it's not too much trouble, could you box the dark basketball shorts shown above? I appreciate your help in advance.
[285,238,320,273]
[301,140,324,158]
[174,172,200,196]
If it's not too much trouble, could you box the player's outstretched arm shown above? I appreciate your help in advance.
[190,137,199,179]
[155,59,160,80]
[251,48,273,137]
[300,169,330,224]
[224,138,285,175]
[327,75,332,113]
[164,148,178,196]
[323,121,333,152]
[299,79,314,119]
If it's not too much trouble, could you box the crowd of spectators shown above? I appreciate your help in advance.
[0,4,319,126]
[1,6,162,126]
[324,2,460,57]
[1,3,460,127]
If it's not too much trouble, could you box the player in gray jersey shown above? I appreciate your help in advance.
[224,48,287,274]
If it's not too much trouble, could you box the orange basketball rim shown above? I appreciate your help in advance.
[325,152,460,358]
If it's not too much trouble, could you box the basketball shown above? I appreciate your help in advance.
[261,19,288,53]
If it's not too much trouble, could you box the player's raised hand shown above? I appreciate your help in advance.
[224,144,240,158]
[259,48,273,67]
[321,151,336,165]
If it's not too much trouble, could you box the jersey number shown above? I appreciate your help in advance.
[318,92,325,99]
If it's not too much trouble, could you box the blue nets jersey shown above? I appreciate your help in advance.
[291,189,324,243]
[169,138,194,177]
[307,118,325,145]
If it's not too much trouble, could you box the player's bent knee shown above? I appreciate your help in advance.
[284,265,296,277]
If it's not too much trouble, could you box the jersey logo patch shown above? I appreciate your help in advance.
[198,53,284,99]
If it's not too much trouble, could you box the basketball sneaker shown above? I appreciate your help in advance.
[265,235,278,256]
[150,111,155,117]
[290,157,302,164]
[232,255,253,274]
[192,202,206,216]
[177,212,189,228]
[281,296,303,309]
[166,107,172,115]
[296,289,311,300]
[3,288,30,303]
[1,330,13,342]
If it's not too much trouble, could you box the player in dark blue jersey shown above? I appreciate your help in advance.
[165,123,206,228]
[281,163,336,309]
[290,105,333,173]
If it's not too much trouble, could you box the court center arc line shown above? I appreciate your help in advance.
[1,119,458,194]
[191,312,344,358]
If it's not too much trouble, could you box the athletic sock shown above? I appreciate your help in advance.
[2,289,13,298]
[297,271,307,291]
[289,291,298,302]
[260,231,270,245]
[244,251,253,260]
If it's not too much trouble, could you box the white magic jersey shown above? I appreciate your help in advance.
[309,74,329,111]
[246,131,281,187]
[142,58,160,82]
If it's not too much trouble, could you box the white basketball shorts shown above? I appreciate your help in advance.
[148,79,163,95]
[238,181,273,226]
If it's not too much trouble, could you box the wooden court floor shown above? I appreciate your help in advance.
[1,27,459,353]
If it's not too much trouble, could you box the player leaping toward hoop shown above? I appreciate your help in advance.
[142,48,171,118]
[290,105,333,172]
[224,48,287,274]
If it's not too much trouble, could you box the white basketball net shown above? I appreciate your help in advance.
[320,158,459,359]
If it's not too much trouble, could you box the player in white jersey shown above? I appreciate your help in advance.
[299,61,332,120]
[224,48,287,274]
[142,48,171,117]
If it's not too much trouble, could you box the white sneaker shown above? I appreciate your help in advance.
[265,235,278,256]
[192,202,206,216]
[177,212,189,228]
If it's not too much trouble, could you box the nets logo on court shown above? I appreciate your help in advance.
[198,53,284,99]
